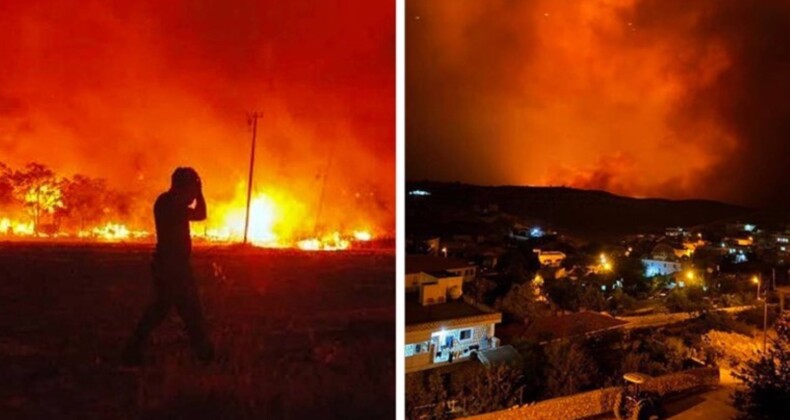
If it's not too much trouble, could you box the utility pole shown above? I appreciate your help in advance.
[763,295,768,352]
[244,112,262,245]
[313,139,336,235]
[764,268,776,352]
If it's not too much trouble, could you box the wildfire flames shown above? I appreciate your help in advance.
[193,184,374,250]
[0,163,377,250]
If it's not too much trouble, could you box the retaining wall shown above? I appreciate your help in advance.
[462,368,719,420]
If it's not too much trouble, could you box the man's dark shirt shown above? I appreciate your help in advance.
[154,191,193,261]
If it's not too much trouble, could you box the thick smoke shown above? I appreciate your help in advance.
[0,0,394,231]
[407,0,790,209]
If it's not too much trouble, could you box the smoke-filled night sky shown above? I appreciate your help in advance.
[0,0,393,231]
[407,0,790,209]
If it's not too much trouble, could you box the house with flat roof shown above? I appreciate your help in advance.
[533,249,566,267]
[406,255,477,290]
[405,270,502,373]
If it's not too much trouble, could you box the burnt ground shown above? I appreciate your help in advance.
[0,242,395,419]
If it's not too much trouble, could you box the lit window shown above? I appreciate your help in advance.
[405,344,416,357]
[459,329,472,341]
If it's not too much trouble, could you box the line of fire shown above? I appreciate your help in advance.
[0,127,389,251]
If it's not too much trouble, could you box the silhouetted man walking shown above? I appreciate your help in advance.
[124,167,214,365]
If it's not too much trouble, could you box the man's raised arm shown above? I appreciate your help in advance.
[189,181,207,221]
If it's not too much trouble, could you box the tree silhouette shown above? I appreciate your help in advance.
[0,162,14,206]
[733,313,790,419]
[10,163,63,231]
[61,174,110,231]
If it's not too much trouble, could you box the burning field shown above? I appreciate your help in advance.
[0,1,394,417]
[0,161,390,251]
[0,243,395,418]
[0,0,395,250]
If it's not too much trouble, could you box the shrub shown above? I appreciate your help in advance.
[733,313,790,419]
[693,311,753,336]
[736,306,779,331]
[542,339,598,398]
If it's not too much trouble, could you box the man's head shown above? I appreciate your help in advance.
[170,167,201,201]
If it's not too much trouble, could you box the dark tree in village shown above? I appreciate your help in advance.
[733,313,790,419]
[498,248,541,286]
[544,277,581,314]
[461,364,524,415]
[616,257,650,297]
[406,371,450,420]
[542,338,598,398]
[498,282,541,323]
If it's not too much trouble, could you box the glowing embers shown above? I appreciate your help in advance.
[297,232,350,251]
[353,230,372,241]
[0,218,35,236]
[78,222,149,240]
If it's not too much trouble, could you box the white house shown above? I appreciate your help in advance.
[405,271,502,373]
[406,255,477,290]
[533,249,566,267]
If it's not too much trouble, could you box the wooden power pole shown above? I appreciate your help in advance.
[244,112,262,245]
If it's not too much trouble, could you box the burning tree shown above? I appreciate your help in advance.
[10,163,64,232]
[0,162,14,206]
[61,175,111,231]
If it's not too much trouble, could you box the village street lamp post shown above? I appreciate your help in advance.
[753,275,769,352]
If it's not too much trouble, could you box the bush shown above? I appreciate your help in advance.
[579,285,608,312]
[643,370,712,397]
[544,278,580,313]
[733,313,790,419]
[609,288,637,313]
[719,293,747,307]
[665,287,709,313]
[737,306,780,331]
[542,339,598,398]
[460,364,525,416]
[497,283,541,322]
[693,311,753,336]
[620,352,650,375]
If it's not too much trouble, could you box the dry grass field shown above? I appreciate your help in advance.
[0,242,394,419]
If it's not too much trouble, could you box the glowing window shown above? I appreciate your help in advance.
[459,329,472,341]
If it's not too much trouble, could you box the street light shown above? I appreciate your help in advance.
[753,274,768,352]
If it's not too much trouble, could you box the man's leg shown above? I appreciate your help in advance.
[174,271,214,362]
[123,271,172,364]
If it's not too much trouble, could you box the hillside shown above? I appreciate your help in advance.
[407,181,757,239]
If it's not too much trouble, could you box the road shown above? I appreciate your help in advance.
[618,305,754,330]
[664,386,738,419]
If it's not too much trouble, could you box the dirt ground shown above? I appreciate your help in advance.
[0,242,395,419]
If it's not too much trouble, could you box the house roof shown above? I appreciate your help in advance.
[406,255,474,274]
[498,311,628,343]
[406,293,501,330]
[475,345,521,368]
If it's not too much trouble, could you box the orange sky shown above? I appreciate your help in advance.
[0,0,394,231]
[407,0,790,208]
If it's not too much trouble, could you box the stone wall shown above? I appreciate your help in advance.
[461,368,719,420]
